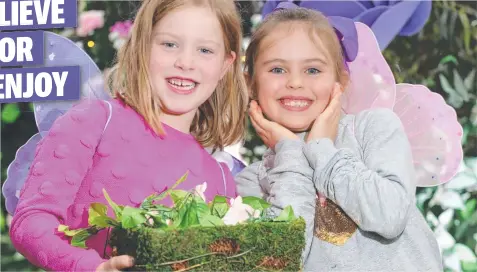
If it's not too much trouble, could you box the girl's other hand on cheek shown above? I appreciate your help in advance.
[306,83,342,143]
[249,100,298,149]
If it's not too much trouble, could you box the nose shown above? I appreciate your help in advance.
[174,50,195,71]
[286,73,303,90]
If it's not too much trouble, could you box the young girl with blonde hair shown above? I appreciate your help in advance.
[236,3,445,271]
[9,0,247,271]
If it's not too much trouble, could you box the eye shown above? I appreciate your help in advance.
[306,68,321,75]
[270,67,285,74]
[199,48,213,54]
[161,42,177,48]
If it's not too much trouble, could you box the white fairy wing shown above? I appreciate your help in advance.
[2,32,111,215]
[394,84,463,186]
[342,23,396,114]
[34,31,111,132]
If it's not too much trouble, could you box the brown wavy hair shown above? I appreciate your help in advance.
[108,0,248,150]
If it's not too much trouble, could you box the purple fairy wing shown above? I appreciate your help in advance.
[2,31,111,215]
[33,31,111,132]
[2,133,42,215]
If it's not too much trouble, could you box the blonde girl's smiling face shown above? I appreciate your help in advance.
[254,23,337,132]
[149,5,235,117]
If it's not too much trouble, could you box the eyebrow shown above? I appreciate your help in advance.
[154,32,220,47]
[262,58,327,66]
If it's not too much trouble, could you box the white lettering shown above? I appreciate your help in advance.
[36,73,52,98]
[51,0,64,24]
[0,37,34,63]
[0,3,10,26]
[17,37,33,62]
[0,71,69,100]
[6,74,23,99]
[0,38,16,63]
[34,0,50,25]
[19,1,33,26]
[53,71,68,96]
[0,0,66,27]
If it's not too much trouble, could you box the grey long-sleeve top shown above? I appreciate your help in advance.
[235,108,443,271]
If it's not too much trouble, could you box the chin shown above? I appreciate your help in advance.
[278,119,312,133]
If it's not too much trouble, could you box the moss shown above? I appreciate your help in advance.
[109,218,306,271]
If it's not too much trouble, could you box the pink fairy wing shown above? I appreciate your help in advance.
[394,84,463,186]
[342,22,396,114]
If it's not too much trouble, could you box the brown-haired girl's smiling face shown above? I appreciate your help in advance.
[254,22,338,132]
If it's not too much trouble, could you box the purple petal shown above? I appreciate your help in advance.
[299,0,366,18]
[369,0,420,50]
[3,133,42,215]
[261,0,286,17]
[399,0,432,36]
[354,6,388,26]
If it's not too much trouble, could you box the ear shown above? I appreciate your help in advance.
[220,51,236,79]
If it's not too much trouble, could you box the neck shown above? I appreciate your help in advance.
[159,110,197,134]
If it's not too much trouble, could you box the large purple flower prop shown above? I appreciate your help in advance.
[262,0,432,50]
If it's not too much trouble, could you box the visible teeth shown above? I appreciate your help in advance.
[168,78,196,90]
[283,100,310,107]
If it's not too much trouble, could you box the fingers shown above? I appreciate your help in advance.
[249,100,270,132]
[322,84,343,118]
[108,255,135,271]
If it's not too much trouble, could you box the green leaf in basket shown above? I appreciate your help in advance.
[71,229,91,248]
[102,189,124,221]
[273,206,296,222]
[140,192,160,209]
[58,224,87,237]
[88,203,117,228]
[242,196,271,212]
[121,207,147,229]
[175,201,200,228]
[171,190,191,207]
[210,196,229,218]
[199,213,224,227]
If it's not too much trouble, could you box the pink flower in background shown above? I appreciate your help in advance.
[110,20,133,38]
[109,20,133,50]
[76,10,105,37]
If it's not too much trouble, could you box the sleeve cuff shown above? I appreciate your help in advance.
[303,138,338,172]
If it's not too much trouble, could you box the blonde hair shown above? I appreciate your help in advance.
[244,7,348,98]
[108,0,248,150]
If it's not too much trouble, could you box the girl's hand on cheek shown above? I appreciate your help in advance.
[249,100,298,149]
[306,83,343,143]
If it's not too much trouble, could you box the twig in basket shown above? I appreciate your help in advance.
[156,252,224,266]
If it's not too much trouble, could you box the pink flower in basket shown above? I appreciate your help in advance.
[76,10,105,37]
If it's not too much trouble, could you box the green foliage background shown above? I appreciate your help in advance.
[1,1,476,271]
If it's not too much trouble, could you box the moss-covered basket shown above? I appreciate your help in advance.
[109,218,306,271]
